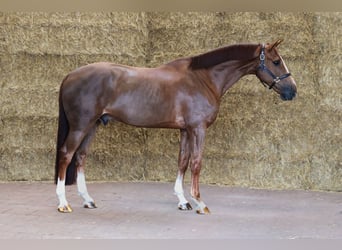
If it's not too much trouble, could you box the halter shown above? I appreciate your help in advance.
[258,44,291,89]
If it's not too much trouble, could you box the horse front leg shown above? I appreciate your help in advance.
[174,129,192,210]
[189,126,210,214]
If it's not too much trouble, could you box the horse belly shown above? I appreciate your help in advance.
[108,92,183,128]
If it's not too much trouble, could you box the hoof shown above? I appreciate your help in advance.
[84,201,97,209]
[57,205,73,213]
[196,206,210,215]
[178,202,193,211]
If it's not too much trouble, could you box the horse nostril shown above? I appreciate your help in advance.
[281,90,296,101]
[281,95,289,101]
[280,84,297,101]
[280,90,294,101]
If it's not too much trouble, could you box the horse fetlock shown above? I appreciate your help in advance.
[178,202,193,210]
[83,201,97,209]
[191,198,210,215]
[174,190,190,208]
[79,192,97,209]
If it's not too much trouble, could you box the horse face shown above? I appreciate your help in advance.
[257,40,297,101]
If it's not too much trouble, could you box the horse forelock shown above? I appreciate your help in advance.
[188,44,259,70]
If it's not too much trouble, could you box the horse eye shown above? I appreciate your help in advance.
[273,60,281,66]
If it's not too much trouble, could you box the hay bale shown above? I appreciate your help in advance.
[311,13,342,191]
[314,13,342,112]
[0,147,54,182]
[89,123,147,181]
[0,12,148,56]
[144,128,179,181]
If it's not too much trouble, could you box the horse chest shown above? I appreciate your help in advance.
[178,93,219,127]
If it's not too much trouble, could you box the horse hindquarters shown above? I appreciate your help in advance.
[55,77,101,212]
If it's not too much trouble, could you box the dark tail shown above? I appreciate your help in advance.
[55,79,77,185]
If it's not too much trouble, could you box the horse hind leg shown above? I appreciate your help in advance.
[56,178,72,213]
[56,130,87,213]
[75,124,98,209]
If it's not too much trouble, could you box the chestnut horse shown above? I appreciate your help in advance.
[55,40,296,214]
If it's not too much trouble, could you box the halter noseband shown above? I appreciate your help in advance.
[258,44,291,89]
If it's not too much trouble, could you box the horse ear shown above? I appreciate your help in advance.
[270,39,283,50]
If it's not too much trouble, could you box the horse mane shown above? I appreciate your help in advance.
[188,43,259,70]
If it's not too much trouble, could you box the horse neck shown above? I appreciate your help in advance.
[208,48,260,97]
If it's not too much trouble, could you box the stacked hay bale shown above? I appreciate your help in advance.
[0,12,340,191]
[0,12,149,182]
[309,13,342,191]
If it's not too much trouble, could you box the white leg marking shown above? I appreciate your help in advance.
[77,171,96,208]
[174,173,191,210]
[56,178,68,208]
[191,197,210,214]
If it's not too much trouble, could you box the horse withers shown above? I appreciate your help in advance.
[55,39,297,214]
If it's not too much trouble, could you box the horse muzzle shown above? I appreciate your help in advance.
[280,83,297,101]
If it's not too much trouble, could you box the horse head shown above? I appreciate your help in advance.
[256,39,297,101]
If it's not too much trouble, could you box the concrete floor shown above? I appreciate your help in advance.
[0,181,341,239]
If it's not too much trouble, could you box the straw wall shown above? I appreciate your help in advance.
[0,12,341,191]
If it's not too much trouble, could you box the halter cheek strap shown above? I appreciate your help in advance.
[258,44,291,89]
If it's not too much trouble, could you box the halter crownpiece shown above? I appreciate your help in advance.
[258,44,291,89]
